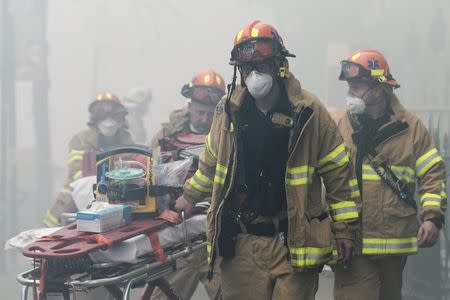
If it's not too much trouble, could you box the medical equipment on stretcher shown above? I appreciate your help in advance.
[15,146,211,300]
[95,146,157,215]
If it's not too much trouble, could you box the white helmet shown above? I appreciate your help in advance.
[123,87,152,109]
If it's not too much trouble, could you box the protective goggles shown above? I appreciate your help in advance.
[182,86,224,105]
[231,39,279,64]
[339,61,374,81]
[339,60,391,82]
[90,101,127,120]
[238,61,275,76]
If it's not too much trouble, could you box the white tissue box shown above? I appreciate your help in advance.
[76,203,132,233]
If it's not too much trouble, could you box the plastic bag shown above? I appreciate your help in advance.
[153,157,193,187]
[152,157,193,213]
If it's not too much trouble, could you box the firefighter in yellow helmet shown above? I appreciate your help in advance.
[333,49,447,300]
[149,70,225,300]
[43,92,134,227]
[175,20,360,300]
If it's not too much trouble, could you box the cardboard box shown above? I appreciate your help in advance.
[76,203,132,233]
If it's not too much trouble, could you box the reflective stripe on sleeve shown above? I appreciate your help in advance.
[189,169,214,193]
[68,149,85,164]
[317,143,349,174]
[72,170,83,181]
[290,247,333,268]
[205,134,217,161]
[42,210,59,228]
[214,164,228,185]
[285,165,314,186]
[362,237,418,255]
[349,178,360,199]
[416,148,443,177]
[329,201,358,221]
[420,193,442,207]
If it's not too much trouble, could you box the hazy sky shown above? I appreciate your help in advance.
[11,0,449,167]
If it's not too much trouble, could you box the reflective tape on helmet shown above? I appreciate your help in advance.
[189,170,214,193]
[362,237,418,255]
[214,164,228,185]
[317,143,349,174]
[290,247,333,268]
[420,193,442,207]
[285,165,314,186]
[349,178,360,199]
[205,134,217,161]
[351,53,361,61]
[251,27,259,38]
[329,201,358,221]
[416,148,443,177]
[370,69,385,76]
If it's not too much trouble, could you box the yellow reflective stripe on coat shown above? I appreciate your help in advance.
[206,243,212,264]
[442,182,448,200]
[329,201,358,221]
[390,166,415,183]
[328,248,339,265]
[349,178,360,198]
[362,164,381,180]
[420,193,442,207]
[68,149,85,163]
[416,148,443,177]
[317,143,349,174]
[362,237,418,255]
[189,169,214,193]
[362,165,415,183]
[290,247,333,267]
[285,165,314,186]
[72,170,83,181]
[43,210,59,228]
[205,134,217,161]
[214,164,228,185]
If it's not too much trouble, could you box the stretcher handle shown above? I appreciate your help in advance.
[181,211,192,256]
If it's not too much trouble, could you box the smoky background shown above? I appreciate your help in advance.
[1,0,449,299]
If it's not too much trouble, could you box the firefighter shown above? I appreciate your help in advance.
[123,87,152,144]
[175,20,360,300]
[43,92,134,227]
[150,69,226,300]
[334,49,448,300]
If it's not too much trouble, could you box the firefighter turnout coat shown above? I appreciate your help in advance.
[183,72,361,272]
[336,94,447,255]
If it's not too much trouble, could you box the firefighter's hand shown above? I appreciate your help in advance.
[336,238,354,266]
[418,220,439,247]
[174,196,194,217]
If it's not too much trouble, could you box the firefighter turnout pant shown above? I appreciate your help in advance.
[334,255,407,300]
[151,246,221,300]
[220,233,319,300]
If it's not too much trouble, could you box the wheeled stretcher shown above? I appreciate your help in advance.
[16,212,208,300]
[13,146,215,300]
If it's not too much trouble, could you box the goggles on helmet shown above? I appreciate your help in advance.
[238,61,276,77]
[90,101,126,122]
[231,39,280,64]
[339,61,374,81]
